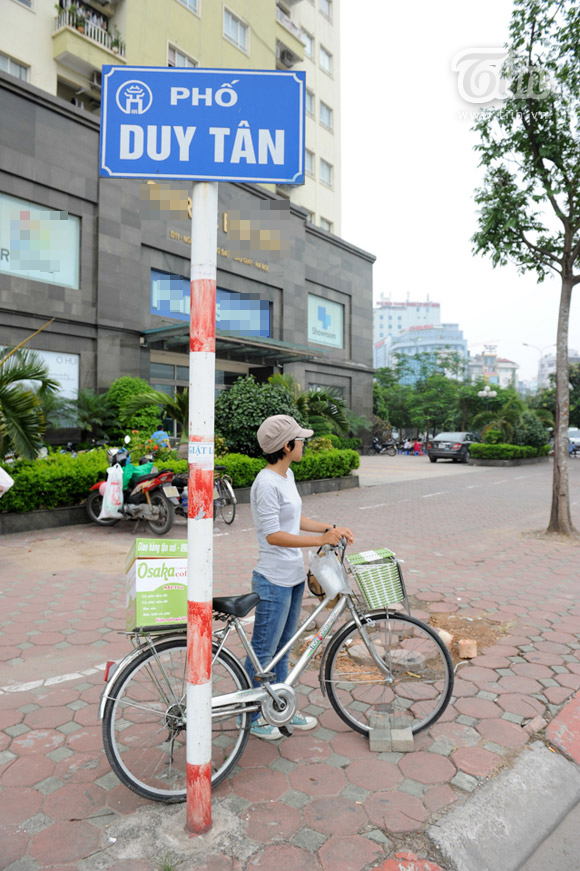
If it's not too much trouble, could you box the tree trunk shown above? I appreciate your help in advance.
[547,275,576,535]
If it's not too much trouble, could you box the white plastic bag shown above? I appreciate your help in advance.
[0,466,14,499]
[308,546,351,598]
[98,463,124,520]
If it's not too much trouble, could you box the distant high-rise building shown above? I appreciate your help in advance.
[389,323,468,384]
[372,297,441,368]
[537,349,580,389]
[468,346,519,388]
[2,0,341,233]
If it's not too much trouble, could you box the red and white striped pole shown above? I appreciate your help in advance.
[186,180,218,834]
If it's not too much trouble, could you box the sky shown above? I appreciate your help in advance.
[339,0,580,383]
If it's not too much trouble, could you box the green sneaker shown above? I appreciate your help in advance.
[250,718,283,741]
[289,712,317,731]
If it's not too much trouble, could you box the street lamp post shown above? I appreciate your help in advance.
[522,343,557,390]
[478,384,497,412]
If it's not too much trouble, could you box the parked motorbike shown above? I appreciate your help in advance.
[85,439,180,535]
[366,436,397,457]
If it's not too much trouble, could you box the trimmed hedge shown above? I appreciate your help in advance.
[1,447,359,513]
[469,443,551,460]
[328,434,363,452]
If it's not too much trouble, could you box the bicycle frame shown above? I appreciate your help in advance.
[210,591,391,719]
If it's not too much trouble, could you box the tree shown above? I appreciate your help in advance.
[472,0,580,534]
[471,393,526,443]
[63,389,116,443]
[215,375,304,457]
[106,376,161,442]
[267,374,349,436]
[0,347,59,458]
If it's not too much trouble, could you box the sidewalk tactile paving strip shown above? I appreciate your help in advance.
[0,459,579,870]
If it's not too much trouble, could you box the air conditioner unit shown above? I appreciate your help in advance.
[91,71,102,89]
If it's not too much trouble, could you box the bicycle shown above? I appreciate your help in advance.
[213,464,236,524]
[99,543,453,803]
[173,464,237,524]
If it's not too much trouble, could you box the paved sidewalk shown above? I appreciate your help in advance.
[0,456,579,871]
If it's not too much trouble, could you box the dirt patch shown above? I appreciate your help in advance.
[428,613,509,666]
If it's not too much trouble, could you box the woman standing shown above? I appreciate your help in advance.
[247,414,354,740]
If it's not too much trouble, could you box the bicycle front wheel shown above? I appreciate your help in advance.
[324,611,453,736]
[102,638,251,803]
[218,479,236,525]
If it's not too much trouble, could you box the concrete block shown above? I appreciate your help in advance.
[391,727,414,752]
[369,728,392,753]
[458,638,478,658]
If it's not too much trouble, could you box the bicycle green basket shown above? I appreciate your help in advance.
[347,548,406,609]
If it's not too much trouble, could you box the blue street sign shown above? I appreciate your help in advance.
[99,67,305,183]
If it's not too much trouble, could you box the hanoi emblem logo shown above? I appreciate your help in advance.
[116,81,153,115]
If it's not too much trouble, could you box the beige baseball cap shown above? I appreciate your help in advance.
[257,415,314,453]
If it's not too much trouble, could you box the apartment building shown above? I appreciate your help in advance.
[3,0,340,232]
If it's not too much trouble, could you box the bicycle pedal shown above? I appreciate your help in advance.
[279,725,293,738]
[256,672,276,682]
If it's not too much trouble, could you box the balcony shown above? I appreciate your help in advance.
[275,7,304,68]
[53,9,126,79]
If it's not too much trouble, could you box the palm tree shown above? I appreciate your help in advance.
[62,389,116,442]
[472,394,526,443]
[124,387,189,444]
[0,347,59,458]
[268,374,349,435]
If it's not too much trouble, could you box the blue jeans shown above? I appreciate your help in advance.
[245,571,305,720]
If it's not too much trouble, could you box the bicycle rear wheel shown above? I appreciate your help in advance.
[324,611,453,736]
[218,479,236,525]
[102,638,251,802]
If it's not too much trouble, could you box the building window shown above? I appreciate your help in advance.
[168,45,197,67]
[320,217,333,233]
[320,0,332,19]
[308,294,344,349]
[320,100,333,130]
[320,45,332,75]
[176,0,199,12]
[224,8,248,53]
[304,209,315,223]
[305,89,315,116]
[305,149,315,176]
[320,158,333,187]
[301,29,314,57]
[0,52,29,81]
[13,0,32,7]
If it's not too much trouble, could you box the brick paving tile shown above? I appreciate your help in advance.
[1,824,30,867]
[451,746,501,777]
[524,651,564,666]
[330,731,373,760]
[64,726,104,753]
[279,733,332,763]
[0,691,38,711]
[0,754,55,787]
[469,655,511,669]
[497,675,543,694]
[104,783,155,814]
[23,707,74,730]
[454,697,502,719]
[398,751,455,785]
[235,739,279,768]
[289,762,346,797]
[534,641,572,655]
[556,672,580,690]
[10,729,66,756]
[303,796,367,835]
[461,666,499,686]
[450,677,477,698]
[28,819,102,864]
[248,844,318,871]
[231,768,289,802]
[107,862,156,871]
[543,685,575,705]
[476,718,529,747]
[422,783,457,813]
[495,693,545,718]
[542,630,578,644]
[374,852,445,871]
[0,709,24,730]
[364,790,427,833]
[318,833,384,871]
[429,722,481,746]
[0,784,43,824]
[44,782,107,821]
[512,662,554,679]
[345,758,403,792]
[54,751,110,784]
[243,800,302,841]
[33,688,80,708]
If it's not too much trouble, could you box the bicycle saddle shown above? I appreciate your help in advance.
[213,593,260,617]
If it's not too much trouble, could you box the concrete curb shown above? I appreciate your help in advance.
[468,457,550,467]
[428,742,580,871]
[234,473,359,504]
